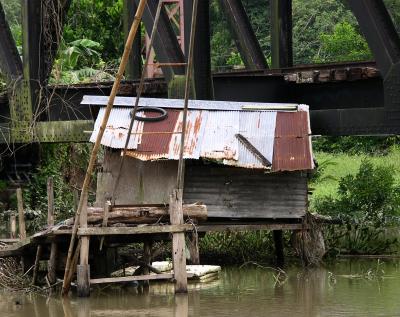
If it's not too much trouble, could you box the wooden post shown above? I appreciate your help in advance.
[142,241,152,288]
[47,242,58,285]
[273,230,284,267]
[32,245,43,285]
[10,214,16,239]
[47,177,54,226]
[47,177,58,286]
[99,200,111,251]
[62,0,148,296]
[174,294,189,317]
[16,188,26,240]
[77,201,90,297]
[187,231,200,265]
[73,189,79,211]
[169,189,188,293]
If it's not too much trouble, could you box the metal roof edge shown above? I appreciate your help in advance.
[81,95,300,112]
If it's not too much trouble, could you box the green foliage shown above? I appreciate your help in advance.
[200,231,275,264]
[313,136,400,155]
[313,160,400,254]
[51,39,114,84]
[59,39,102,70]
[316,22,372,63]
[63,0,124,63]
[292,0,358,64]
[22,143,93,232]
[226,52,244,67]
[0,0,22,47]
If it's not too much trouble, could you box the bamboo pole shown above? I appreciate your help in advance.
[61,0,148,296]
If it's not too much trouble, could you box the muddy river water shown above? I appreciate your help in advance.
[1,259,400,317]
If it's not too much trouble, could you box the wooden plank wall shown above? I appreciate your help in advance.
[97,152,308,219]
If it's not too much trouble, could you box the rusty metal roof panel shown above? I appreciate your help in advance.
[89,100,314,172]
[272,110,314,172]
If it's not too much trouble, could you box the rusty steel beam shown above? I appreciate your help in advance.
[0,2,23,84]
[21,0,71,121]
[123,0,142,80]
[270,0,293,68]
[348,0,400,78]
[138,0,185,82]
[348,0,400,120]
[183,0,214,100]
[218,0,268,70]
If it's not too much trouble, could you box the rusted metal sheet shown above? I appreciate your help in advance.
[89,99,314,172]
[272,111,314,172]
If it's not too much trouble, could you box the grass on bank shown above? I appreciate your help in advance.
[310,145,400,211]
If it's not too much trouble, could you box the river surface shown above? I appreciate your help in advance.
[1,259,400,317]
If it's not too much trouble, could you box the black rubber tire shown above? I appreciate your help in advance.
[131,107,168,122]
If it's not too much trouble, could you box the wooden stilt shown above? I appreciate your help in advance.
[77,202,90,297]
[32,245,43,285]
[77,264,90,297]
[9,215,16,239]
[188,231,200,265]
[142,241,152,288]
[47,177,54,226]
[16,188,26,240]
[47,178,58,286]
[47,242,58,285]
[273,230,284,267]
[169,189,188,293]
[174,294,189,317]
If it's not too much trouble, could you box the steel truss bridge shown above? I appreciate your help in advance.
[0,0,399,148]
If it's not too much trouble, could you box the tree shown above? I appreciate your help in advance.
[316,22,372,63]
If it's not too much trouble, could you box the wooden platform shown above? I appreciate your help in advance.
[0,221,304,258]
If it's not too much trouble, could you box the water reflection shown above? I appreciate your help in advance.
[1,260,400,317]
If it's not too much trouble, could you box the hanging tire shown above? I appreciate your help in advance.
[130,107,168,122]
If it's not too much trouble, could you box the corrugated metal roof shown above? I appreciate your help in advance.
[272,112,314,172]
[82,95,299,111]
[88,98,314,171]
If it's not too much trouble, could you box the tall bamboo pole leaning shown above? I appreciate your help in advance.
[61,0,148,296]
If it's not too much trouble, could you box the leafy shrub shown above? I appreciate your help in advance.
[314,160,400,254]
[313,136,400,155]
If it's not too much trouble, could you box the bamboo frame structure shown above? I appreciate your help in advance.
[61,0,148,296]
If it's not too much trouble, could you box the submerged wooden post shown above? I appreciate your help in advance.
[10,214,16,239]
[169,189,188,293]
[174,294,189,317]
[188,231,200,265]
[16,188,26,240]
[273,230,284,267]
[77,201,90,297]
